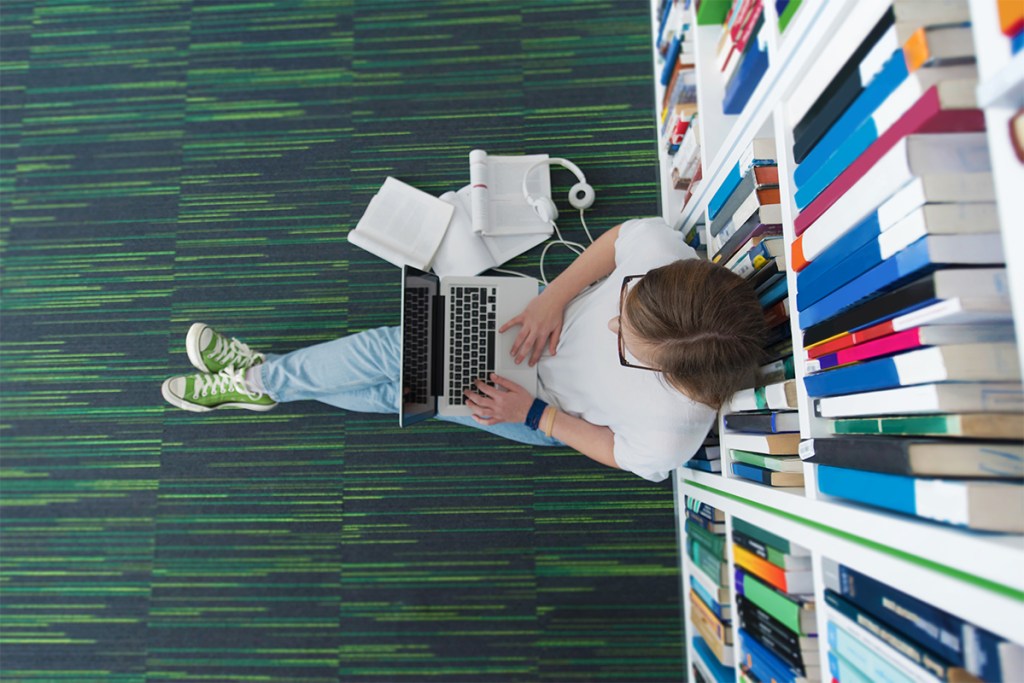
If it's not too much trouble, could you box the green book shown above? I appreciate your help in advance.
[689,537,726,585]
[685,518,725,557]
[696,0,731,25]
[730,449,803,473]
[828,413,1024,440]
[732,517,809,557]
[739,570,816,635]
[778,0,803,33]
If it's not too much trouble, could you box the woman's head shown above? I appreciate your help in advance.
[619,259,768,409]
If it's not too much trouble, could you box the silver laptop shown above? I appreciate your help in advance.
[400,266,539,426]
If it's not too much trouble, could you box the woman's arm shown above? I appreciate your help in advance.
[501,224,621,366]
[466,374,620,471]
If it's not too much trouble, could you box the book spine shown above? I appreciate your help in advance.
[733,544,788,593]
[690,537,726,583]
[686,518,727,557]
[737,568,808,635]
[737,595,810,672]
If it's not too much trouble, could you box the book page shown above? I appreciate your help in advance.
[469,151,553,237]
[347,176,453,269]
[431,187,498,277]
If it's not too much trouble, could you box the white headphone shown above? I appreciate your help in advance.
[521,157,596,224]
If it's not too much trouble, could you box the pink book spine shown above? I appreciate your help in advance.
[793,87,985,236]
[832,327,924,366]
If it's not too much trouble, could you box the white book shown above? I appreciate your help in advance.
[723,431,802,455]
[876,203,999,257]
[875,173,995,227]
[711,204,783,255]
[887,296,1012,329]
[468,150,552,236]
[799,133,991,265]
[889,343,1020,385]
[431,186,549,277]
[814,382,1024,418]
[729,379,798,412]
[347,176,454,270]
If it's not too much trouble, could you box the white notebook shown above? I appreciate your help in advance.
[347,176,454,270]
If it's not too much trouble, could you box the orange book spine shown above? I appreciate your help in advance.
[732,543,788,592]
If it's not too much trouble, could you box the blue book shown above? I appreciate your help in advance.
[828,619,916,683]
[796,212,881,302]
[797,235,994,329]
[817,465,1024,532]
[757,276,788,308]
[794,49,905,188]
[660,35,682,86]
[723,28,768,115]
[829,651,873,683]
[708,163,743,220]
[691,575,728,620]
[740,629,804,683]
[686,458,721,473]
[693,636,735,683]
[827,560,1008,680]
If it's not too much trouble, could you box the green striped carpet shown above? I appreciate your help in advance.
[0,1,684,680]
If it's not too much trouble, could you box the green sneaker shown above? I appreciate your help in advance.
[161,366,277,413]
[186,322,265,373]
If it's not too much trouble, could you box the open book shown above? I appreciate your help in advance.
[469,150,553,236]
[346,176,454,270]
[346,176,551,275]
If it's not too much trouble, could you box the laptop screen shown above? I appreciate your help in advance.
[400,266,440,426]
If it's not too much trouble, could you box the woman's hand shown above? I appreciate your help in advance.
[500,291,565,366]
[464,374,535,426]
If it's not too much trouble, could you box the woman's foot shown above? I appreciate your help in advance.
[186,322,265,373]
[161,366,277,412]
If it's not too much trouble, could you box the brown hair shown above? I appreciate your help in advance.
[623,259,768,409]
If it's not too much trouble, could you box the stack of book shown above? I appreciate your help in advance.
[713,0,769,114]
[672,114,702,194]
[733,519,818,682]
[722,410,802,487]
[657,1,698,156]
[786,0,1024,531]
[707,137,780,264]
[686,430,723,473]
[824,558,1024,682]
[685,496,736,681]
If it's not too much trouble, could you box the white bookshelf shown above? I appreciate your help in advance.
[653,1,1024,681]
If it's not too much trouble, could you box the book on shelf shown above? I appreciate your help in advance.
[758,277,788,309]
[686,517,727,557]
[802,269,1010,348]
[762,295,789,329]
[796,201,1000,311]
[749,257,786,294]
[709,166,779,237]
[691,553,731,604]
[732,528,811,570]
[736,568,816,637]
[723,15,768,115]
[733,517,809,558]
[793,114,989,240]
[729,236,785,279]
[737,595,818,675]
[723,410,799,433]
[711,219,782,265]
[815,464,1024,532]
[813,381,1024,419]
[823,559,1021,681]
[757,355,795,384]
[802,342,1021,398]
[731,449,802,473]
[717,0,764,85]
[707,137,776,220]
[795,58,977,202]
[692,575,732,621]
[739,628,819,683]
[728,379,798,412]
[692,606,735,667]
[826,590,975,683]
[687,508,726,534]
[723,431,801,454]
[732,461,804,487]
[692,444,722,461]
[799,436,1024,478]
[827,614,943,683]
[686,495,726,522]
[827,413,1024,440]
[690,537,729,584]
[696,0,733,26]
[692,588,734,645]
[692,636,735,683]
[687,458,723,473]
[733,544,813,594]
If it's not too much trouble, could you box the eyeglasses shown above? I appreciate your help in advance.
[618,275,658,371]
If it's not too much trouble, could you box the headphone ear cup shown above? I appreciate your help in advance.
[568,182,595,210]
[530,196,559,223]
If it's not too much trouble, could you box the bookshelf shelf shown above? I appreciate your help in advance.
[657,1,1024,679]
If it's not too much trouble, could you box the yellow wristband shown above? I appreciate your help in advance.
[542,406,558,438]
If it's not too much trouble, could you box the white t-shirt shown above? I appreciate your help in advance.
[536,217,717,482]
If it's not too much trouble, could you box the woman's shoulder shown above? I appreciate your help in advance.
[615,217,696,270]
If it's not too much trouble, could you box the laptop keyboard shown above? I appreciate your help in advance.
[448,285,497,404]
[402,286,431,405]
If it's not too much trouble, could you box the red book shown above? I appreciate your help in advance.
[805,317,898,359]
[792,87,985,237]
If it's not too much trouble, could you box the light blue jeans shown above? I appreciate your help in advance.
[258,326,565,447]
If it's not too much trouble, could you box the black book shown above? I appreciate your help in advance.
[737,594,817,674]
[712,217,783,264]
[723,411,800,433]
[792,8,895,162]
[799,437,1024,479]
[802,272,944,347]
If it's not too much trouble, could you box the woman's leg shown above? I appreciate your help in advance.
[259,325,402,414]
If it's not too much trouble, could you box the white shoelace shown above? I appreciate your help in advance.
[191,365,262,400]
[209,335,263,367]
